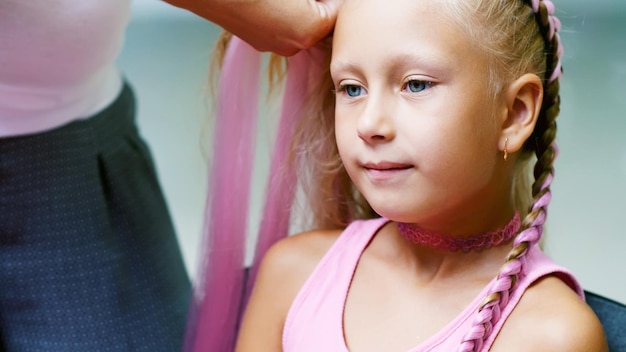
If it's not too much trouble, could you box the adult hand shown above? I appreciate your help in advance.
[165,0,343,56]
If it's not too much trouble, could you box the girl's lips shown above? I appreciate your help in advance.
[361,161,414,181]
[361,161,413,171]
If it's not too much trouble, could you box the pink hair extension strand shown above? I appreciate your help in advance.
[243,48,326,305]
[183,36,262,352]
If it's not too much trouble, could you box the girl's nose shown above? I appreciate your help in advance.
[357,95,396,145]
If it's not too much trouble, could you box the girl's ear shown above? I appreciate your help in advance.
[499,73,543,155]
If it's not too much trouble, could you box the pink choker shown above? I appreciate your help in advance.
[396,213,521,253]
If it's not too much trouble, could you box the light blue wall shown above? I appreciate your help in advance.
[118,0,626,303]
[546,4,626,304]
[117,2,215,283]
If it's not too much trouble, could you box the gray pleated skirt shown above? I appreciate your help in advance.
[0,82,190,351]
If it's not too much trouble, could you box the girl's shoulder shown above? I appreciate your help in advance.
[261,228,343,291]
[250,228,344,316]
[492,275,608,351]
[262,218,388,292]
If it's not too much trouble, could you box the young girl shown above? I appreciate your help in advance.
[191,0,608,351]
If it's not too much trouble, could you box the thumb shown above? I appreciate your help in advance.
[272,0,344,55]
[313,0,343,26]
[310,0,343,37]
[315,0,343,18]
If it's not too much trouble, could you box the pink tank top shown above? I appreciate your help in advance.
[283,218,583,351]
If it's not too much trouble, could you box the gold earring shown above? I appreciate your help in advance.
[503,137,509,161]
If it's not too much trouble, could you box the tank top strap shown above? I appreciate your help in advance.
[481,244,584,350]
[282,217,390,351]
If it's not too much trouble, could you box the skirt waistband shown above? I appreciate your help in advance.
[0,81,137,154]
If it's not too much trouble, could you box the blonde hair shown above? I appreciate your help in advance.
[288,49,377,230]
[211,33,365,229]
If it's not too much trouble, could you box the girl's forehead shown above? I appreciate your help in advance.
[334,0,460,44]
[331,0,478,70]
[338,0,449,18]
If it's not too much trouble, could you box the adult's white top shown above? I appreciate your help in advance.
[0,0,131,137]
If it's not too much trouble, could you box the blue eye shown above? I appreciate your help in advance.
[342,84,364,97]
[405,80,431,93]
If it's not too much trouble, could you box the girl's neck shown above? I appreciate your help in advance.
[368,219,518,287]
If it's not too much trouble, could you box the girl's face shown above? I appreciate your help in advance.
[331,0,511,231]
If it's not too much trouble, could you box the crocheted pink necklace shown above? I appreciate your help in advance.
[396,213,521,253]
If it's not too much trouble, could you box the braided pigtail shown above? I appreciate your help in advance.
[458,1,563,351]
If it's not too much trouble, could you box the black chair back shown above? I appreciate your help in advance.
[585,290,626,351]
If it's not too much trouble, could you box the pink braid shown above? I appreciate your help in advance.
[457,1,563,351]
[183,37,262,352]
